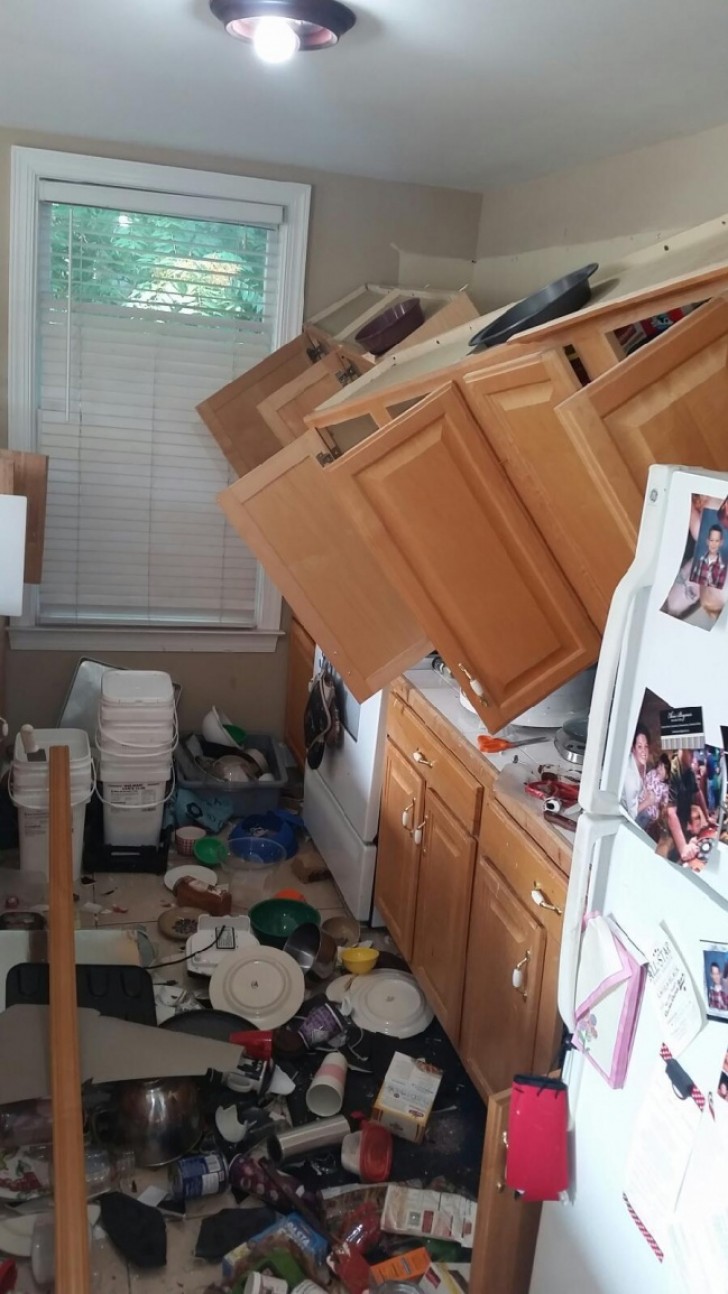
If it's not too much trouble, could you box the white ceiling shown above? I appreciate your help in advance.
[2,0,728,191]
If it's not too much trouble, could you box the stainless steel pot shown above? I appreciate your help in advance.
[93,1078,202,1167]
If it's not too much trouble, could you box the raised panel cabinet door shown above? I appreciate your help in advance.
[460,856,546,1100]
[218,429,429,703]
[470,1087,542,1294]
[410,790,477,1044]
[461,350,629,631]
[329,384,600,730]
[284,619,315,768]
[197,330,331,476]
[556,297,728,537]
[257,349,372,449]
[374,741,425,961]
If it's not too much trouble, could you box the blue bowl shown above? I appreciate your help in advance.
[227,834,288,865]
[232,812,297,859]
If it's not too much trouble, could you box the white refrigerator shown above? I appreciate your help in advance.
[531,465,728,1294]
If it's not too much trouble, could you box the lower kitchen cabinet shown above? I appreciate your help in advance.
[470,1086,543,1294]
[374,740,425,961]
[284,618,315,768]
[460,855,547,1099]
[410,790,477,1045]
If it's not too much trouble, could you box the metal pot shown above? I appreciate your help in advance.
[283,922,337,980]
[93,1078,203,1167]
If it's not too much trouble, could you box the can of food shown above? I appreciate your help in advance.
[169,1152,228,1200]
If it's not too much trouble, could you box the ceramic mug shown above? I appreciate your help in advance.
[306,1051,348,1117]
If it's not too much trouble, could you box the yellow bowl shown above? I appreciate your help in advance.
[340,946,380,976]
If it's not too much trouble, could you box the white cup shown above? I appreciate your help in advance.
[305,1050,348,1117]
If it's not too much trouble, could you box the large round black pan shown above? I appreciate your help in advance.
[468,263,599,350]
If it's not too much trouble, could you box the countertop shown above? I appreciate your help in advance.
[396,667,576,875]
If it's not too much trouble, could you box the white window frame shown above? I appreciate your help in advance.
[8,147,311,652]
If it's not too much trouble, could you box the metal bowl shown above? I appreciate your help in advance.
[284,922,337,980]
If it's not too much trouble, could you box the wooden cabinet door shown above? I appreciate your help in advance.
[411,790,476,1044]
[556,297,728,545]
[461,351,622,631]
[330,384,599,730]
[218,430,429,702]
[460,856,546,1100]
[197,329,332,476]
[284,619,315,768]
[258,348,372,449]
[374,741,425,960]
[470,1087,542,1294]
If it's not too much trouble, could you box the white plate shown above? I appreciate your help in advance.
[326,974,354,1005]
[345,969,433,1038]
[185,927,259,976]
[209,946,304,1029]
[164,864,223,892]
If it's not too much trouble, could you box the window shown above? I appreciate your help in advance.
[9,149,310,650]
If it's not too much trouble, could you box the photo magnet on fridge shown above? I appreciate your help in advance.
[621,693,725,873]
[661,492,728,631]
[700,942,728,1023]
[717,1049,728,1102]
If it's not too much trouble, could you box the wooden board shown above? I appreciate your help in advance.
[218,430,429,701]
[556,297,728,522]
[49,747,91,1294]
[284,618,315,768]
[331,383,600,729]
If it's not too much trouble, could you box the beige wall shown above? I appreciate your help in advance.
[477,118,728,259]
[0,126,481,733]
[399,116,728,314]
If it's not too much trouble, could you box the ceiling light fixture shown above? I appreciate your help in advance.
[210,0,356,64]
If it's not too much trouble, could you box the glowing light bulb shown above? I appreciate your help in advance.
[252,16,300,63]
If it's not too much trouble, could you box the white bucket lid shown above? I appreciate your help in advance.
[101,671,174,706]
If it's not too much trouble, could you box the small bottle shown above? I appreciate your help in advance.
[173,876,232,916]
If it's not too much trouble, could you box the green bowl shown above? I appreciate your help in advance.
[193,837,228,867]
[249,898,321,949]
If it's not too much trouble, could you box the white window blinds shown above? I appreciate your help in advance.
[35,189,282,629]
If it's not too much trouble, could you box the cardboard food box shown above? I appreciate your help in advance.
[371,1052,443,1144]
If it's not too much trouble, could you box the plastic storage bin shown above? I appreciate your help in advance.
[175,734,288,816]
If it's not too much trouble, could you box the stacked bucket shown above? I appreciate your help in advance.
[11,728,94,878]
[96,671,176,847]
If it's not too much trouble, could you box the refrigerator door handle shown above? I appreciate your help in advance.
[580,467,668,815]
[558,815,618,1029]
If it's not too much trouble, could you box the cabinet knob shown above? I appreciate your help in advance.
[413,818,427,845]
[512,951,530,999]
[531,883,563,916]
[458,663,486,700]
[401,799,414,830]
[412,750,433,767]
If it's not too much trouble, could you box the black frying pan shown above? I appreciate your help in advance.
[468,263,599,351]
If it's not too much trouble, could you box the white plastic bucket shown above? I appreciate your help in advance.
[99,777,171,847]
[98,703,176,730]
[13,728,92,767]
[10,782,93,881]
[96,721,176,755]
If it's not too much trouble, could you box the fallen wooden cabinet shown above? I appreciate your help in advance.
[328,383,600,730]
[218,429,429,701]
[197,326,339,476]
[257,343,372,448]
[556,296,728,518]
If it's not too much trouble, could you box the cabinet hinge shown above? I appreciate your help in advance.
[335,362,359,386]
[306,342,327,363]
[316,447,343,466]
